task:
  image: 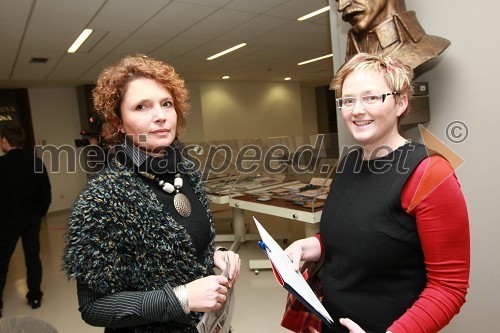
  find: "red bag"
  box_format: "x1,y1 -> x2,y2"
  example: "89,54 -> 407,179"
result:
280,259 -> 325,332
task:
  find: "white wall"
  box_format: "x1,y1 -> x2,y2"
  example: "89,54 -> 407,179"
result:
28,88 -> 88,213
300,82 -> 319,135
331,0 -> 500,331
182,82 -> 205,142
199,80 -> 306,141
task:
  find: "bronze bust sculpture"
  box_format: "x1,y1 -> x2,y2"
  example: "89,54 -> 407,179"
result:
336,0 -> 450,74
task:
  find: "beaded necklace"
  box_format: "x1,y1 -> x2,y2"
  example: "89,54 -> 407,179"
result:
138,171 -> 192,217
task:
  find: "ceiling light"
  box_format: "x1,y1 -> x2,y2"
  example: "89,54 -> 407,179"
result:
297,6 -> 330,21
30,57 -> 48,64
207,43 -> 247,60
222,76 -> 230,79
284,77 -> 292,81
67,29 -> 93,53
298,54 -> 333,66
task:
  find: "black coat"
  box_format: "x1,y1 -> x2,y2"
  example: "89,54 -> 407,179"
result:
0,148 -> 51,223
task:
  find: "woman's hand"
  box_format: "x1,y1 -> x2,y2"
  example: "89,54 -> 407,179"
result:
186,275 -> 229,312
284,240 -> 305,272
339,318 -> 366,333
213,250 -> 241,288
284,237 -> 322,272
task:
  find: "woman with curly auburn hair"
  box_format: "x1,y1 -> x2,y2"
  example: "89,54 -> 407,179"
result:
63,54 -> 241,333
93,54 -> 189,143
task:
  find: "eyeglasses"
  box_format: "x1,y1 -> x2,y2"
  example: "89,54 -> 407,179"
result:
335,92 -> 399,110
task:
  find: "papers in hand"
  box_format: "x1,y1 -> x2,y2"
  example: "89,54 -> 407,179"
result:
253,217 -> 334,327
197,252 -> 235,333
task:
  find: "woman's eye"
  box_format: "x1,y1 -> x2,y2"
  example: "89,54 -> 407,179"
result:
365,95 -> 380,103
163,101 -> 174,108
135,104 -> 146,110
343,98 -> 355,106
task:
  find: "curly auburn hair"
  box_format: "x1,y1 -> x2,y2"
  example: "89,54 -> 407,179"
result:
92,54 -> 189,143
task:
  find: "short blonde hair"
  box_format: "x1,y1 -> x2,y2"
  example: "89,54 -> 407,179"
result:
330,53 -> 414,101
92,54 -> 189,143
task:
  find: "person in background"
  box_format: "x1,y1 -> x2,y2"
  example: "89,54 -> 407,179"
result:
285,53 -> 470,333
0,123 -> 52,318
87,121 -> 114,149
84,122 -> 115,177
63,54 -> 241,333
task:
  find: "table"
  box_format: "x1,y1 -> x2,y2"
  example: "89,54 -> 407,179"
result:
228,193 -> 324,273
208,193 -> 251,251
207,180 -> 299,252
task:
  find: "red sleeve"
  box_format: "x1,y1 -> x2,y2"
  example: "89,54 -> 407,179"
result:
388,156 -> 470,333
314,233 -> 325,255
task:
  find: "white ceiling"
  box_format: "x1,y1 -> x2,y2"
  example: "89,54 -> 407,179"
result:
0,0 -> 333,88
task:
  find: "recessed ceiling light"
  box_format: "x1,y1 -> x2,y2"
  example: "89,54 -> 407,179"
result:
284,77 -> 292,81
68,28 -> 93,53
30,57 -> 48,64
207,43 -> 247,60
222,76 -> 230,79
298,54 -> 333,65
297,6 -> 330,21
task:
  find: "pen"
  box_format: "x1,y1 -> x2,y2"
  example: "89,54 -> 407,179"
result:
258,241 -> 271,253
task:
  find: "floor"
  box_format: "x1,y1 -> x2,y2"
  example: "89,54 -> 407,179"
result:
1,210 -> 292,333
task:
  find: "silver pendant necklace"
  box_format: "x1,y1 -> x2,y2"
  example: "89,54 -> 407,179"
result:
139,171 -> 192,217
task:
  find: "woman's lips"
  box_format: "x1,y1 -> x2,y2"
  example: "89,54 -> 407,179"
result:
150,129 -> 171,137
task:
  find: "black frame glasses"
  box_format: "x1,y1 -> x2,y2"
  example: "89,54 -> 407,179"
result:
336,92 -> 399,110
